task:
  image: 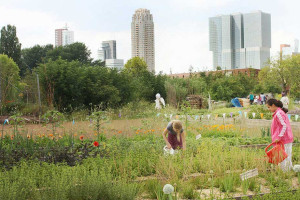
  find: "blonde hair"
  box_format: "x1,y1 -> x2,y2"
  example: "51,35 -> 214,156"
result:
172,120 -> 182,141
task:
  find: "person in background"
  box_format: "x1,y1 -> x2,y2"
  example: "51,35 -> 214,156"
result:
249,93 -> 254,105
260,93 -> 266,105
265,95 -> 269,102
254,94 -> 258,104
162,120 -> 186,150
256,95 -> 261,105
267,99 -> 294,171
280,92 -> 289,110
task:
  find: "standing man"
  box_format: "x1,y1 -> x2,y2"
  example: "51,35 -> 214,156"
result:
260,93 -> 266,105
281,93 -> 289,110
249,93 -> 254,105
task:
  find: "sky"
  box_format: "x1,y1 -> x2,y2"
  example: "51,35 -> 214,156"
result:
0,0 -> 299,74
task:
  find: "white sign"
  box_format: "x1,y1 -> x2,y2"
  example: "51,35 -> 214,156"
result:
240,168 -> 258,181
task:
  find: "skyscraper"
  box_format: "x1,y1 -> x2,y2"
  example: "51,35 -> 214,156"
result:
294,39 -> 299,53
131,8 -> 155,72
209,11 -> 271,70
97,40 -> 116,61
55,25 -> 74,47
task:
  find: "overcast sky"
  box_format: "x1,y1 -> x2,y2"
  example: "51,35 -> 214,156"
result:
0,0 -> 299,74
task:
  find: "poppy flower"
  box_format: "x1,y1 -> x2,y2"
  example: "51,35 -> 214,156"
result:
79,135 -> 84,140
93,141 -> 99,147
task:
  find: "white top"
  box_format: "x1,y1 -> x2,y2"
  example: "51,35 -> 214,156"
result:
280,96 -> 289,109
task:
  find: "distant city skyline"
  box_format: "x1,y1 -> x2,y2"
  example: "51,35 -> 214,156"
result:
0,0 -> 299,74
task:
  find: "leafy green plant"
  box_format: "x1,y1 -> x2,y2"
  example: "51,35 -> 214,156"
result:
219,174 -> 240,193
181,184 -> 198,199
9,113 -> 25,134
89,110 -> 109,141
42,110 -> 64,135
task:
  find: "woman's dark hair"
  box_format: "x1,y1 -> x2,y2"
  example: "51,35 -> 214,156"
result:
267,98 -> 288,113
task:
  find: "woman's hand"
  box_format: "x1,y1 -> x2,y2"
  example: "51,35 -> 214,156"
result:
166,143 -> 172,149
274,139 -> 281,143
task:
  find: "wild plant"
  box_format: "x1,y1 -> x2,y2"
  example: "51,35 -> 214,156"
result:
42,110 -> 64,135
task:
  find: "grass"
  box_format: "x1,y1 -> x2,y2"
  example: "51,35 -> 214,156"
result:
0,104 -> 299,199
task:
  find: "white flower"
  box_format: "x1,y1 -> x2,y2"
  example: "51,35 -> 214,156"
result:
163,184 -> 174,194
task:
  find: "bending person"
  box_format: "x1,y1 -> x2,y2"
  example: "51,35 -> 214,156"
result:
162,120 -> 186,150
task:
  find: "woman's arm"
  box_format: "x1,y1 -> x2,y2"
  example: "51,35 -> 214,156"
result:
162,128 -> 172,149
182,131 -> 186,150
276,112 -> 287,137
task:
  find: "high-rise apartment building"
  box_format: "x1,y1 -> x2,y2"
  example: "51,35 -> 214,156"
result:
131,8 -> 155,72
105,59 -> 124,70
294,39 -> 299,54
55,25 -> 74,47
209,11 -> 271,70
97,40 -> 116,61
280,39 -> 300,58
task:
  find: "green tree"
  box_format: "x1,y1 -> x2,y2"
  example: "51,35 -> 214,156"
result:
20,44 -> 53,76
258,54 -> 300,96
36,58 -> 85,109
0,54 -> 21,106
0,25 -> 22,66
283,54 -> 300,97
123,57 -> 148,76
257,66 -> 281,94
45,42 -> 92,64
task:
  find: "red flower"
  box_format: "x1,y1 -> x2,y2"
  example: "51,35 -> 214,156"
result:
93,141 -> 99,147
79,135 -> 84,140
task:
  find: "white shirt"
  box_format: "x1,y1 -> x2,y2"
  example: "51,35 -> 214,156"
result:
280,96 -> 289,109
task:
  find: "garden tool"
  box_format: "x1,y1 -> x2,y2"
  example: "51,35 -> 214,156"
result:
265,141 -> 288,165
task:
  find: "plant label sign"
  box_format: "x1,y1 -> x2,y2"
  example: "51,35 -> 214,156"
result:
240,168 -> 258,181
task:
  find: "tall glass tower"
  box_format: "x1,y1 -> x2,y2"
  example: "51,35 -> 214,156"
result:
209,11 -> 271,70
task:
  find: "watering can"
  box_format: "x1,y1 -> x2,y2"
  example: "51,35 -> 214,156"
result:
265,141 -> 288,165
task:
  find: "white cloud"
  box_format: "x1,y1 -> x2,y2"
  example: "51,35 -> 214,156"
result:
0,6 -> 66,48
271,30 -> 296,57
156,23 -> 212,74
170,0 -> 236,9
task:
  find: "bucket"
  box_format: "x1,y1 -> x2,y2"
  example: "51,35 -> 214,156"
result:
265,141 -> 288,165
163,146 -> 178,155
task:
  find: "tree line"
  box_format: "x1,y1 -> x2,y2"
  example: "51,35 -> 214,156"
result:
0,24 -> 299,114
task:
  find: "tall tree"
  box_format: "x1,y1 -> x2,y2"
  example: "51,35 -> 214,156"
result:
258,54 -> 300,96
0,25 -> 22,66
45,42 -> 92,64
20,44 -> 53,76
123,57 -> 148,76
0,54 -> 21,106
